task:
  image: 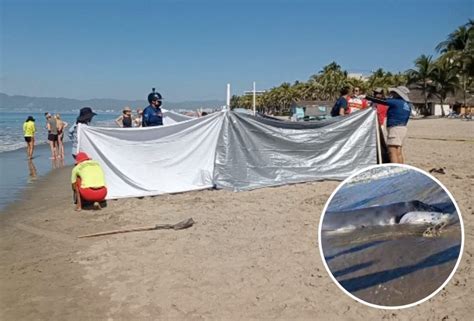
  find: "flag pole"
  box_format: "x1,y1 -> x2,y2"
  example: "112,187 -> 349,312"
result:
253,81 -> 256,115
375,111 -> 382,164
226,83 -> 231,109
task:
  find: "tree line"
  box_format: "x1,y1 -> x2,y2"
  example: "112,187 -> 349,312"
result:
230,20 -> 473,115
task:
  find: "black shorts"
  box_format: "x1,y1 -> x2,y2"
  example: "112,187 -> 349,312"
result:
48,134 -> 58,142
24,136 -> 32,143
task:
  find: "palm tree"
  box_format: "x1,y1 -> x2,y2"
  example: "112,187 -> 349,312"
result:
291,81 -> 310,101
230,95 -> 240,109
239,94 -> 253,109
277,82 -> 296,114
429,58 -> 460,116
366,68 -> 387,90
310,62 -> 348,100
407,54 -> 435,114
436,20 -> 474,108
346,77 -> 366,93
389,73 -> 408,87
436,20 -> 472,53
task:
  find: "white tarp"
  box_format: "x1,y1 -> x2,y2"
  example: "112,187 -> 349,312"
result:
162,109 -> 194,125
78,112 -> 224,199
78,108 -> 378,199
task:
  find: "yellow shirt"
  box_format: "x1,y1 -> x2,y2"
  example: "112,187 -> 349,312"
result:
71,160 -> 106,188
23,121 -> 36,137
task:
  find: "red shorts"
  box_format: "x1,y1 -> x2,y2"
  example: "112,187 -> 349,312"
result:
76,179 -> 107,202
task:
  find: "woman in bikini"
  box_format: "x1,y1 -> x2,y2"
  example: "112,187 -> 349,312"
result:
55,114 -> 68,159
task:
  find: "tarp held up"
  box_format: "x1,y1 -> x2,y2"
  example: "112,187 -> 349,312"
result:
78,108 -> 378,199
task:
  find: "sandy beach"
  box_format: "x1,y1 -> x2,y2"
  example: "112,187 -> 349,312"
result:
0,118 -> 473,320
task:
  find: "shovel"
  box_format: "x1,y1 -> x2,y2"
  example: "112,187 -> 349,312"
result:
78,218 -> 195,238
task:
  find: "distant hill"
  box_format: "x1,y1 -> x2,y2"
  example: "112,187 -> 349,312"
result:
0,93 -> 225,113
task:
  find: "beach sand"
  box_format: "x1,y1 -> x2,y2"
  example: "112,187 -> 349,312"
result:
0,118 -> 473,320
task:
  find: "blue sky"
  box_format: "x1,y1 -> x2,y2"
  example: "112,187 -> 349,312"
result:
1,0 -> 472,102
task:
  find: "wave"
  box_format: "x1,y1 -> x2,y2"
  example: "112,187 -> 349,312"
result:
0,139 -> 70,154
0,119 -> 114,154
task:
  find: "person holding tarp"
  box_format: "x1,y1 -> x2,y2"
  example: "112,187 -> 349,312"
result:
372,88 -> 388,127
68,107 -> 97,159
366,86 -> 412,164
142,88 -> 164,127
330,86 -> 352,117
71,152 -> 107,211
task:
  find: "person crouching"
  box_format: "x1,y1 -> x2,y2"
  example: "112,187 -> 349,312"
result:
71,152 -> 107,211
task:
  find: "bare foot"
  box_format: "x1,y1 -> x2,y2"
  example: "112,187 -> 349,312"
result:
75,207 -> 82,212
93,202 -> 102,210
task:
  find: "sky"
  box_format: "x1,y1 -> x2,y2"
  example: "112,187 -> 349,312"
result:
0,0 -> 472,102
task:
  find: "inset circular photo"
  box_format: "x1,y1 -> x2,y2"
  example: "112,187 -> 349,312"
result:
319,164 -> 464,309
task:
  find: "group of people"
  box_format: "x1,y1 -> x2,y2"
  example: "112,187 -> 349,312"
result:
21,88 -> 166,211
115,88 -> 164,128
331,85 -> 412,164
23,85 -> 412,211
46,112 -> 68,159
22,113 -> 68,160
70,88 -> 165,211
115,107 -> 143,128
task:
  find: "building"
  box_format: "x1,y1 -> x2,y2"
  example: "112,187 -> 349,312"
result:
290,100 -> 333,121
407,87 -> 474,116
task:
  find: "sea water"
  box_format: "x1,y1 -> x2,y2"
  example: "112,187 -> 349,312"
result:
0,112 -> 116,153
0,112 -> 117,210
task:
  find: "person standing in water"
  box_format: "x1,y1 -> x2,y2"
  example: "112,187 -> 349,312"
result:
55,114 -> 68,159
23,116 -> 36,159
45,112 -> 59,159
134,108 -> 143,127
115,106 -> 133,128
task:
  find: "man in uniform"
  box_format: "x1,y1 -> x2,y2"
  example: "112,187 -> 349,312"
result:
142,88 -> 164,127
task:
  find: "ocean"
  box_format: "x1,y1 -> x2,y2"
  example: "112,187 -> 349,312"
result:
0,112 -> 117,210
321,168 -> 462,307
0,112 -> 117,153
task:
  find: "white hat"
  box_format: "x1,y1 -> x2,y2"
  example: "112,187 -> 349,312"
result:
388,86 -> 410,102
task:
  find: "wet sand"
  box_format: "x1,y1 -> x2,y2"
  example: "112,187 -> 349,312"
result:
322,223 -> 462,307
0,118 -> 473,320
0,142 -> 73,210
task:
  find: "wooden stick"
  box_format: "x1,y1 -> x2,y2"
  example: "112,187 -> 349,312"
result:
78,218 -> 195,238
375,112 -> 383,164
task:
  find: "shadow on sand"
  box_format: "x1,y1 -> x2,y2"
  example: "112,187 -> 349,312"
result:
332,261 -> 378,278
324,240 -> 387,262
338,244 -> 460,293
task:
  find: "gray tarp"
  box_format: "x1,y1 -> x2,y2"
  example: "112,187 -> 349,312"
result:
78,108 -> 378,199
214,108 -> 377,191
